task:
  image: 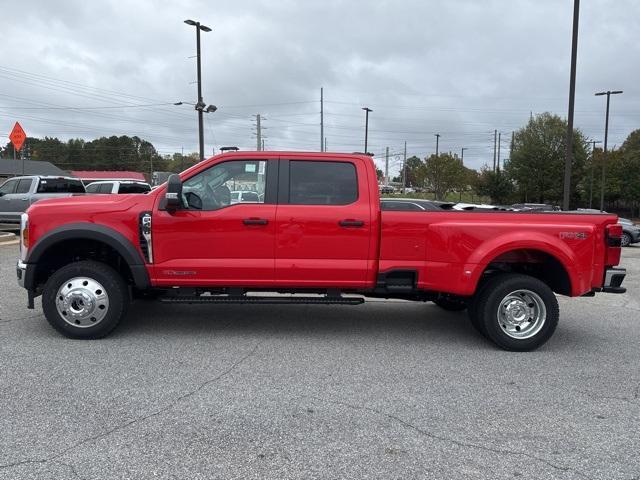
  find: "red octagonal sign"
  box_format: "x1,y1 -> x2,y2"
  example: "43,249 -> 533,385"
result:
9,121 -> 26,151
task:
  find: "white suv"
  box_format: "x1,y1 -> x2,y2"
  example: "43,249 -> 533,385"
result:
85,181 -> 151,194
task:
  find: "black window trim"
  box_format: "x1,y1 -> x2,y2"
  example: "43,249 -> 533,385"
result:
278,158 -> 360,206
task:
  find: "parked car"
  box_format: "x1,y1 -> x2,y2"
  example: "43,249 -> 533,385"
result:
85,181 -> 151,194
381,198 -> 453,211
17,152 -> 626,351
512,203 -> 560,212
230,190 -> 260,204
379,185 -> 395,194
618,218 -> 640,247
575,210 -> 638,247
0,175 -> 85,223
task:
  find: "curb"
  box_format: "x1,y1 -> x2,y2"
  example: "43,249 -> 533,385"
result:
0,233 -> 19,246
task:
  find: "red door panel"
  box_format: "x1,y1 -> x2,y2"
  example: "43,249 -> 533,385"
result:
152,204 -> 276,286
274,158 -> 372,288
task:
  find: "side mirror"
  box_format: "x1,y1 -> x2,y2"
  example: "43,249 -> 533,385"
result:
165,174 -> 183,209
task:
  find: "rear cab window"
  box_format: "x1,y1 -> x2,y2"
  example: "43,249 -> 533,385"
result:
118,183 -> 151,194
37,178 -> 85,193
288,160 -> 358,205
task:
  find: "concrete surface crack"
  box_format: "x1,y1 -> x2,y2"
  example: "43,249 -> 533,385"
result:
56,461 -> 84,480
0,342 -> 261,472
0,459 -> 47,470
0,313 -> 42,324
309,395 -> 594,480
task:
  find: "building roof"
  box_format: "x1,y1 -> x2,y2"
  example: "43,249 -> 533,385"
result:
71,170 -> 146,181
0,159 -> 68,177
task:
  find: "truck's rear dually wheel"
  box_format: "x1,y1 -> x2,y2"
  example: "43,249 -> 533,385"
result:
470,273 -> 559,351
42,260 -> 129,339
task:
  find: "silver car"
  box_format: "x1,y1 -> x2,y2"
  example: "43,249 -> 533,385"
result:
0,175 -> 85,223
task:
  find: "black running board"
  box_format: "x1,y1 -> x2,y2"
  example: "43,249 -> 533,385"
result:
159,295 -> 364,305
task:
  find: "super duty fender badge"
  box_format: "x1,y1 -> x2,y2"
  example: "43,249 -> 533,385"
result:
559,231 -> 589,240
162,270 -> 197,276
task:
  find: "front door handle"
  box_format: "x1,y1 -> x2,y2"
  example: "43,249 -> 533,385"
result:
243,218 -> 269,226
339,219 -> 364,228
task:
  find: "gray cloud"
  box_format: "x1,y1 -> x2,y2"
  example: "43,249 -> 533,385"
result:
1,0 -> 638,173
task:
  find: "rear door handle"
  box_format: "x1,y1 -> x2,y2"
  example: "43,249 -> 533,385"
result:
243,218 -> 269,226
339,219 -> 364,228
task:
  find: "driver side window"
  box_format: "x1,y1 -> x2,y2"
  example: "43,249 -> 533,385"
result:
182,160 -> 266,211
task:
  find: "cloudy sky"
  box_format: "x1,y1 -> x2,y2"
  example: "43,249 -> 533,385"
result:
0,0 -> 638,174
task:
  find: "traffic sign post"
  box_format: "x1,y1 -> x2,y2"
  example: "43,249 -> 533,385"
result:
9,122 -> 26,175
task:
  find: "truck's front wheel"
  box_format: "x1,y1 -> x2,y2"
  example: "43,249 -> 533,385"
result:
42,260 -> 129,339
473,274 -> 559,351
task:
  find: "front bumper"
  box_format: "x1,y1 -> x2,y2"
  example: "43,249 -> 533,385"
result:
16,260 -> 27,288
602,267 -> 626,294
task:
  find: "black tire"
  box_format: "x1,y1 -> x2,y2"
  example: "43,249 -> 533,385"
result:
467,278 -> 492,337
474,273 -> 559,351
621,233 -> 631,247
433,297 -> 467,311
42,260 -> 129,339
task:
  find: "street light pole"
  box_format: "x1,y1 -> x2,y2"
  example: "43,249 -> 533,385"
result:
435,133 -> 440,157
362,107 -> 372,154
595,90 -> 623,212
588,140 -> 601,209
185,19 -> 212,161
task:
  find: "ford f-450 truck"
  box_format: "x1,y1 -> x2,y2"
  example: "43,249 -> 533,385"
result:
16,152 -> 627,351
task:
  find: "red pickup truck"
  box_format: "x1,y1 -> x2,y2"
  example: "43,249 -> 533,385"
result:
16,151 -> 626,351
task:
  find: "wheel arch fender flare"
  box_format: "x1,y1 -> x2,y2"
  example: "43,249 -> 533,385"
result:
462,232 -> 579,296
25,222 -> 149,289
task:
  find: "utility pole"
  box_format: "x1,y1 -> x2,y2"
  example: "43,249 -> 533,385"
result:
385,147 -> 389,186
184,19 -> 212,162
493,129 -> 497,171
434,133 -> 440,157
362,107 -> 372,154
497,132 -> 501,170
262,139 -> 265,151
325,137 -> 327,152
255,114 -> 262,151
588,140 -> 602,209
510,131 -> 514,161
320,87 -> 324,152
595,90 -> 623,211
402,141 -> 407,193
181,146 -> 184,171
563,0 -> 580,211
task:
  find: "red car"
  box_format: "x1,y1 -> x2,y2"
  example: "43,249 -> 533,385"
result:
16,151 -> 626,351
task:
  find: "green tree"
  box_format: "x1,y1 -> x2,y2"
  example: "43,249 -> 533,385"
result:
475,166 -> 514,204
506,112 -> 588,206
403,155 -> 427,188
424,153 -> 466,200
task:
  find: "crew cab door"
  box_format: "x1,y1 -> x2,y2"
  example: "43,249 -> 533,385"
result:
151,158 -> 278,286
274,158 -> 372,288
0,178 -> 32,222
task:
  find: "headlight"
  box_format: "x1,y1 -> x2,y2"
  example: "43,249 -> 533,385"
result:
20,213 -> 29,261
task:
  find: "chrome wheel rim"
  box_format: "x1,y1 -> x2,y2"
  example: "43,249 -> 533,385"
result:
497,289 -> 546,339
55,277 -> 109,328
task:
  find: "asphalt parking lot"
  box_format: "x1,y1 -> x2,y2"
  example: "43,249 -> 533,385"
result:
0,244 -> 638,480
